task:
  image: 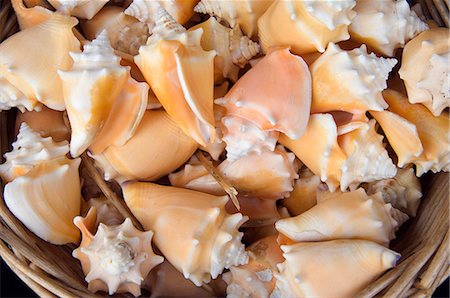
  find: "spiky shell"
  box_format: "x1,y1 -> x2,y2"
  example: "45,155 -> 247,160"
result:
11,0 -> 53,30
73,210 -> 164,296
122,182 -> 249,286
81,6 -> 150,56
310,43 -> 397,114
216,47 -> 312,140
223,235 -> 284,298
0,14 -> 81,110
276,188 -> 408,246
282,168 -> 321,216
0,75 -> 41,112
135,7 -> 216,146
194,0 -> 273,38
349,0 -> 428,56
339,119 -> 397,191
199,104 -> 227,161
383,89 -> 450,176
371,110 -> 423,168
258,0 -> 356,54
189,17 -> 260,83
366,168 -> 422,217
399,28 -> 450,116
48,0 -> 109,19
14,107 -> 69,142
90,109 -> 198,182
58,31 -> 129,157
279,113 -> 347,192
1,125 -> 81,244
273,240 -> 400,298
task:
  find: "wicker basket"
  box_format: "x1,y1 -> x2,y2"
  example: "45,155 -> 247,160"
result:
0,0 -> 449,297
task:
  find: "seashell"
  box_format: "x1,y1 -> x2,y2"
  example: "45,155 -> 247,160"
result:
89,76 -> 149,155
276,188 -> 408,246
0,75 -> 41,112
279,113 -> 347,192
282,167 -> 321,216
86,197 -> 124,227
258,0 -> 356,54
144,261 -> 215,298
80,6 -> 150,56
11,0 -> 53,30
91,109 -> 198,182
216,47 -> 312,140
225,196 -> 279,227
331,110 -> 369,135
310,43 -> 397,114
221,115 -> 279,161
349,0 -> 428,57
273,240 -> 400,298
125,0 -> 198,26
399,28 -> 450,116
1,124 -> 81,244
73,209 -> 164,296
58,31 -> 129,157
23,0 -> 54,9
366,168 -> 422,217
122,181 -> 249,286
370,110 -> 423,168
135,7 -> 216,146
194,0 -> 273,38
48,0 -> 108,19
242,207 -> 291,245
338,119 -> 397,191
14,106 -> 69,142
223,235 -> 284,298
189,17 -> 260,83
383,89 -> 450,176
199,102 -> 226,161
0,14 -> 81,111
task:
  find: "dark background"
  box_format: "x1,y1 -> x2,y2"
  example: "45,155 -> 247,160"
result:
0,259 -> 448,297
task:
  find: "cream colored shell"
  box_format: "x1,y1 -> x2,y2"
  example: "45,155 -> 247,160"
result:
258,0 -> 356,54
0,14 -> 81,111
123,182 -> 249,286
11,0 -> 53,30
0,75 -> 41,112
273,240 -> 400,298
48,0 -> 109,19
349,0 -> 428,56
311,43 -> 397,114
399,28 -> 450,116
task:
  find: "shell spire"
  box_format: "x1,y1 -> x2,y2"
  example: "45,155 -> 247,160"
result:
125,0 -> 161,24
194,0 -> 222,17
150,6 -> 186,39
229,26 -> 260,68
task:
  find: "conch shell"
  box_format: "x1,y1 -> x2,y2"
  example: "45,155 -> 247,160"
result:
370,110 -> 423,168
14,106 -> 69,142
91,109 -> 198,182
0,124 -> 81,245
258,0 -> 356,54
58,31 -> 130,157
276,188 -> 408,246
189,17 -> 260,83
223,235 -> 284,298
399,28 -> 450,116
135,7 -> 216,146
366,168 -> 422,217
0,14 -> 81,110
279,113 -> 346,192
349,0 -> 428,56
123,182 -> 248,286
282,167 -> 322,216
194,0 -> 273,38
273,240 -> 400,298
11,0 -> 53,30
48,0 -> 108,19
310,43 -> 397,114
216,47 -> 312,140
0,75 -> 41,112
73,209 -> 164,296
125,0 -> 198,26
339,119 -> 397,191
383,89 -> 450,176
81,6 -> 150,56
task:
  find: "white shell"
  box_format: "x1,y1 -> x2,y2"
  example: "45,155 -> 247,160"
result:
0,75 -> 41,112
349,0 -> 428,56
48,0 -> 109,19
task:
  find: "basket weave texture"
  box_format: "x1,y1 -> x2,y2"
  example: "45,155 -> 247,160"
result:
0,0 -> 449,297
